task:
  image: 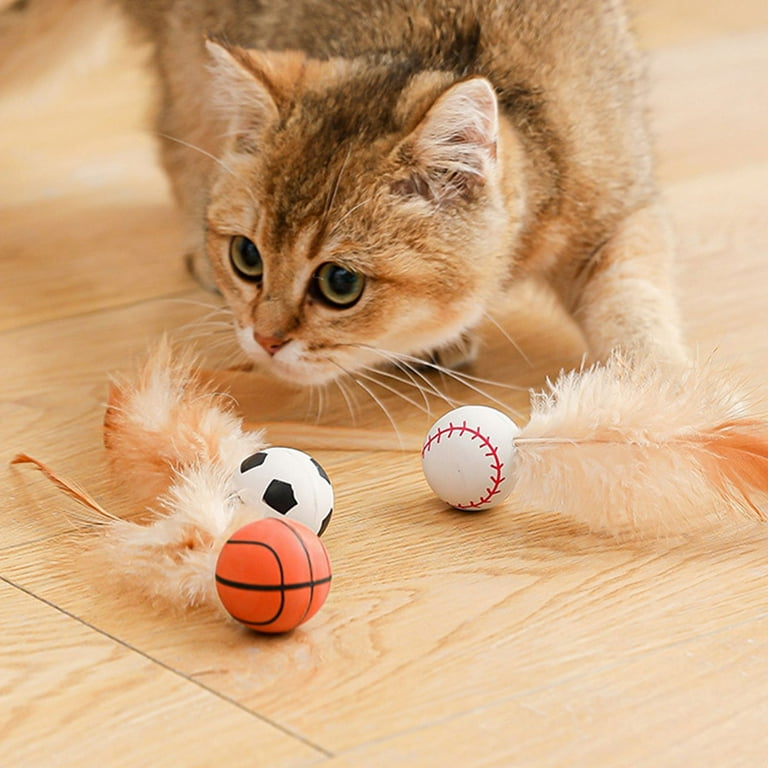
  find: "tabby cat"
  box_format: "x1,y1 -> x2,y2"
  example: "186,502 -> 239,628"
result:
7,0 -> 688,384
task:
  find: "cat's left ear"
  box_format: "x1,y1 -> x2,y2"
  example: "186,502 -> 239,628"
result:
398,77 -> 499,203
205,40 -> 283,152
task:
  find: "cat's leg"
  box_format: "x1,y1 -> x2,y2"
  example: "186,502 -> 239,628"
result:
157,133 -> 218,290
556,204 -> 688,366
154,83 -> 220,291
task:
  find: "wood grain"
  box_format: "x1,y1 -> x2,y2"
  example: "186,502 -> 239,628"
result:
0,581 -> 325,767
2,2 -> 768,766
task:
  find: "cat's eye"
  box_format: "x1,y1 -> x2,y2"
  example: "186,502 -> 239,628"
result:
229,236 -> 263,282
311,263 -> 365,308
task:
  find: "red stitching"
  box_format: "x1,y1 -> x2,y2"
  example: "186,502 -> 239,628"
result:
422,420 -> 506,508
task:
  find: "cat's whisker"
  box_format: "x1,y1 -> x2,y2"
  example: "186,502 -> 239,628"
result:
371,349 -> 461,410
371,356 -> 454,413
315,384 -> 327,423
332,196 -> 374,232
209,341 -> 252,373
163,296 -> 228,311
173,315 -> 237,344
482,310 -> 532,367
157,133 -> 236,177
393,349 -> 527,394
170,300 -> 236,334
333,363 -> 405,446
367,360 -> 434,414
323,145 -> 353,225
355,365 -> 432,415
156,133 -> 258,208
352,344 -> 524,418
333,375 -> 360,425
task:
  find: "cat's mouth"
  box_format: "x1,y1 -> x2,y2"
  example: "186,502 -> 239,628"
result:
236,326 -> 345,385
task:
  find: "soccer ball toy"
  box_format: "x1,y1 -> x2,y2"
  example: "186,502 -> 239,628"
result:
231,447 -> 334,535
421,405 -> 520,510
215,518 -> 332,634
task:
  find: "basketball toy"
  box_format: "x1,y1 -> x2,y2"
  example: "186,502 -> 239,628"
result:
422,405 -> 520,510
231,447 -> 334,535
215,517 -> 332,634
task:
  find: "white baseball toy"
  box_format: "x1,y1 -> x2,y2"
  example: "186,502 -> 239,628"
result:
421,405 -> 520,510
231,447 -> 334,535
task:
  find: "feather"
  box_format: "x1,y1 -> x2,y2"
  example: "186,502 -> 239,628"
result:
97,338 -> 267,609
10,453 -> 118,523
104,337 -> 264,505
512,354 -> 768,535
99,463 -> 260,610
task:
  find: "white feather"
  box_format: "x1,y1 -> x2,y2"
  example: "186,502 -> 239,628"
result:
513,354 -> 768,535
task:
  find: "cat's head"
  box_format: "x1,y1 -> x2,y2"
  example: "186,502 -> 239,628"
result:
205,42 -> 522,385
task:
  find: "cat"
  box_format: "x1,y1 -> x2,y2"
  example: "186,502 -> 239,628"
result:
4,0 -> 688,386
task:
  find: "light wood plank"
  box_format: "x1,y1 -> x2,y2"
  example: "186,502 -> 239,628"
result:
632,0 -> 768,48
322,619 -> 768,767
670,162 -> 768,362
0,580 -> 325,767
0,198 -> 190,331
650,32 -> 768,184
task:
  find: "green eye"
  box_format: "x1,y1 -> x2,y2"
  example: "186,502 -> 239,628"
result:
229,236 -> 263,281
312,263 -> 365,308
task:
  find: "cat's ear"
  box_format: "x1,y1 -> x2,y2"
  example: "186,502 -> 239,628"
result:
396,77 -> 499,203
205,40 -> 283,152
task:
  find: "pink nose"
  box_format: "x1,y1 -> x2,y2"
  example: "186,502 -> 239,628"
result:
254,333 -> 288,356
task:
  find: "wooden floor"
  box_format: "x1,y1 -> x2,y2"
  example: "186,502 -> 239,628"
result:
2,2 -> 768,765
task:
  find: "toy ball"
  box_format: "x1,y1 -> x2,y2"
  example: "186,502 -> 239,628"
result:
421,405 -> 520,510
215,518 -> 332,634
231,447 -> 334,535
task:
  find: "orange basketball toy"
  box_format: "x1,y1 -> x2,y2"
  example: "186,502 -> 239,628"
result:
215,518 -> 332,634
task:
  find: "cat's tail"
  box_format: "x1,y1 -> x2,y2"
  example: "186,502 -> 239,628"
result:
0,0 -> 121,90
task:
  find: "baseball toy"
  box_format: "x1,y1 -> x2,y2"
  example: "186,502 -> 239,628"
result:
422,405 -> 521,510
231,447 -> 334,535
215,518 -> 332,634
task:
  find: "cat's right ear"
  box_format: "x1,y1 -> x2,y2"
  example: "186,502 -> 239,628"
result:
394,76 -> 499,205
205,39 -> 280,153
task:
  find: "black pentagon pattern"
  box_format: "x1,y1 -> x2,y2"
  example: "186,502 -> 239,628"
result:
310,457 -> 331,484
317,508 -> 333,537
240,451 -> 268,473
262,479 -> 298,514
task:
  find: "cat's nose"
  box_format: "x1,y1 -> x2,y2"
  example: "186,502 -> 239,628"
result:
254,333 -> 288,356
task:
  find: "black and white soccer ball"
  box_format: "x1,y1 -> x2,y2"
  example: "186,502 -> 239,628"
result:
231,447 -> 334,535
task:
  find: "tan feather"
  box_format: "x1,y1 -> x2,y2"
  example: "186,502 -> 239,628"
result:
512,355 -> 768,535
93,339 -> 267,607
104,337 -> 265,505
10,453 -> 117,522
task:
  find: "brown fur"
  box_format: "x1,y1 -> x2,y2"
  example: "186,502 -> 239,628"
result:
4,0 -> 688,383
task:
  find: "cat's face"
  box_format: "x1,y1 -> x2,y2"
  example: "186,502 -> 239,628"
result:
205,45 -> 520,385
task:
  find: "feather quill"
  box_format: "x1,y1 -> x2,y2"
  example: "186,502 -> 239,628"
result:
512,354 -> 768,535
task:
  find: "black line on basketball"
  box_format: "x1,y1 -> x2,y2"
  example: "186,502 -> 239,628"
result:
219,538 -> 286,625
215,575 -> 332,591
275,518 -> 316,626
